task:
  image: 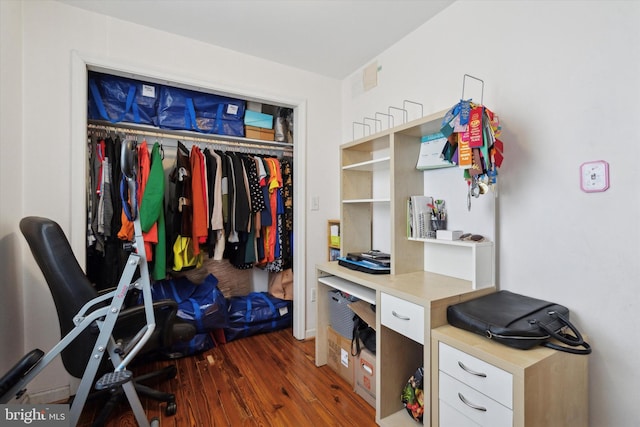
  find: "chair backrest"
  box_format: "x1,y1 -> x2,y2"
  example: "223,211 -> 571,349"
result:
19,217 -> 100,378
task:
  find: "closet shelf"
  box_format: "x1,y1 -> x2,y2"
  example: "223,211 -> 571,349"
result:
88,120 -> 293,153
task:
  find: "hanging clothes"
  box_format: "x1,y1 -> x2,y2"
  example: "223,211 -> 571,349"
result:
86,125 -> 294,282
280,157 -> 294,270
86,134 -> 128,290
266,157 -> 283,265
190,145 -> 208,255
140,142 -> 167,280
137,141 -> 158,260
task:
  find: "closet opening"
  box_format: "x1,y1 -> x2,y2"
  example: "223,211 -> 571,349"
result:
69,52 -> 307,340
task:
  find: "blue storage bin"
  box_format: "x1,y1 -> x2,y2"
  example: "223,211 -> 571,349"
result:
88,71 -> 159,125
157,86 -> 246,136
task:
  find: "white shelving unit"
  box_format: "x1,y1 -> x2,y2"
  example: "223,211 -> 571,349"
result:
409,238 -> 494,289
340,109 -> 496,279
318,107 -> 498,426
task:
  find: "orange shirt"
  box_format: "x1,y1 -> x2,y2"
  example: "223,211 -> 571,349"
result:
190,146 -> 208,255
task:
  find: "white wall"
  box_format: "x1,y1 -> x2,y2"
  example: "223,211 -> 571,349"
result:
341,1 -> 639,425
0,0 -> 25,378
0,0 -> 340,397
4,0 -> 638,424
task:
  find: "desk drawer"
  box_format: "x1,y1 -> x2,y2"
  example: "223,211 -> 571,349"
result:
439,342 -> 512,409
381,293 -> 424,344
439,372 -> 512,427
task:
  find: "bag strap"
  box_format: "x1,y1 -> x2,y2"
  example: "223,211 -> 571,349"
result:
351,316 -> 363,357
537,311 -> 592,355
185,98 -> 225,134
543,340 -> 591,355
215,103 -> 224,133
185,98 -> 198,132
89,79 -> 138,123
168,280 -> 184,304
188,298 -> 204,332
245,293 -> 278,329
186,98 -> 214,134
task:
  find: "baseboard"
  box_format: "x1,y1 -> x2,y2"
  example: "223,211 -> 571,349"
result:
305,327 -> 316,340
26,386 -> 71,404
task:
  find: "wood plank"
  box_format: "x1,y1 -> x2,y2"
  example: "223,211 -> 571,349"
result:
78,328 -> 375,426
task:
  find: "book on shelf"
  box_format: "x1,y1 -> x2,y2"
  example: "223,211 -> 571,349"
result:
408,195 -> 433,239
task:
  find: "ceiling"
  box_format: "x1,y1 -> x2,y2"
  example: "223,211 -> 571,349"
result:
57,0 -> 455,79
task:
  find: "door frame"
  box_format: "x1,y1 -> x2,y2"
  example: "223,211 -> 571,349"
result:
69,51 -> 307,339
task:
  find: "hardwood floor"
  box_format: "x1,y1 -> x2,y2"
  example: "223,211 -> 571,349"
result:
78,328 -> 377,426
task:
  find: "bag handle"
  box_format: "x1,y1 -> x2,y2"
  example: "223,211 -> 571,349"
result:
89,79 -> 139,123
351,319 -> 362,357
537,311 -> 592,355
185,98 -> 225,134
168,280 -> 184,304
351,315 -> 367,357
189,298 -> 204,332
245,293 -> 277,330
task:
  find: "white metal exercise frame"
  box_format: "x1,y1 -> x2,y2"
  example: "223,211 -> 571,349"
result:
1,143 -> 159,427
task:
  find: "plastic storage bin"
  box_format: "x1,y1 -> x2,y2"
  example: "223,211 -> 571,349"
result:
328,290 -> 358,338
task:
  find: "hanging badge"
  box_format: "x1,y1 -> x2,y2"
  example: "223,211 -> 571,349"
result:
493,139 -> 504,168
457,132 -> 472,169
469,148 -> 484,176
459,99 -> 472,125
468,106 -> 484,148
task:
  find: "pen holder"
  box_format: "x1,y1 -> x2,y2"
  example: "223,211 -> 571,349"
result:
431,219 -> 447,231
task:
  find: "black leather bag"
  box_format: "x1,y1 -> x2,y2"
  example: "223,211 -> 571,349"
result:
447,291 -> 591,355
351,315 -> 376,356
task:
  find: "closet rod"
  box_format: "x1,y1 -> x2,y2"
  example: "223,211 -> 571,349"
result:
87,120 -> 293,154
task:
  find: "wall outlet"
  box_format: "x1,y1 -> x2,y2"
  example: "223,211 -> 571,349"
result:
311,196 -> 320,211
311,288 -> 317,302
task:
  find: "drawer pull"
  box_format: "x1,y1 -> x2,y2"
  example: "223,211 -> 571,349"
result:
458,392 -> 487,412
458,361 -> 487,378
391,310 -> 410,321
361,363 -> 373,375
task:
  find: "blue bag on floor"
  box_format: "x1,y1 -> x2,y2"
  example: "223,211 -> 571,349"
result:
147,274 -> 228,333
88,71 -> 159,125
224,292 -> 292,342
168,332 -> 215,358
157,85 -> 245,136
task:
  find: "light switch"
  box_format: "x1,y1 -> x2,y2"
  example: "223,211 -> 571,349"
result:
580,160 -> 609,192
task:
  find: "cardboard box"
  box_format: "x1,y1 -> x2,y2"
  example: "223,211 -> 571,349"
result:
326,326 -> 354,386
354,348 -> 376,407
245,125 -> 275,141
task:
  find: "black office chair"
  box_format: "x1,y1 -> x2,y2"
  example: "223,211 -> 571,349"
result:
0,217 -> 195,426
